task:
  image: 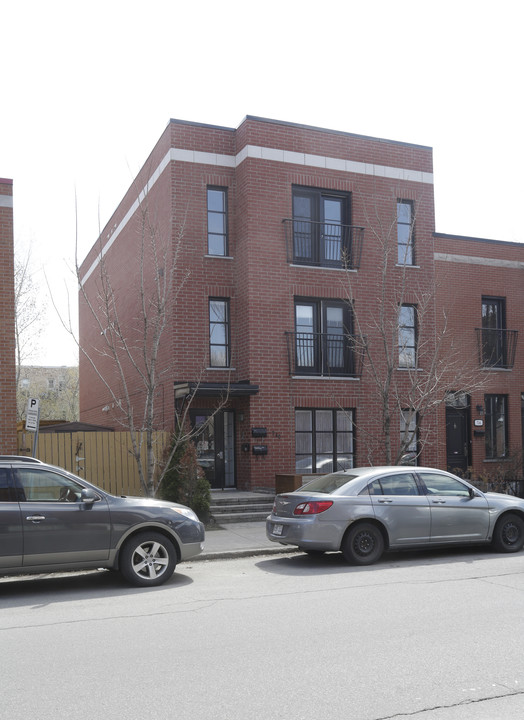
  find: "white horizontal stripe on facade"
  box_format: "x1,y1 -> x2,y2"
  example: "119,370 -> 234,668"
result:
177,144 -> 433,184
434,252 -> 524,270
0,195 -> 13,208
81,145 -> 433,284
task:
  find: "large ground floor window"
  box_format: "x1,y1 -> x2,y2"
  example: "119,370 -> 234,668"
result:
295,408 -> 354,474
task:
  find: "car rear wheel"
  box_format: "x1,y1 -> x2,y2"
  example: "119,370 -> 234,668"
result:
492,513 -> 524,553
342,522 -> 384,565
119,532 -> 177,586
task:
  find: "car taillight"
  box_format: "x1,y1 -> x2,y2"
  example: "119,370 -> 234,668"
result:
293,501 -> 333,515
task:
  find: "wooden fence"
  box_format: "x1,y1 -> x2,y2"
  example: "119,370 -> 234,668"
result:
17,430 -> 170,496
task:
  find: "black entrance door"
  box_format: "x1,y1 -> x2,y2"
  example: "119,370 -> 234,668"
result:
446,406 -> 469,473
191,410 -> 235,489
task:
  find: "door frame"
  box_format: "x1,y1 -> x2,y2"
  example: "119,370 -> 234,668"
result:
190,409 -> 236,490
445,393 -> 471,473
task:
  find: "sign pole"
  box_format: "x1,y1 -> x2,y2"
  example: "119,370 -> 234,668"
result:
25,398 -> 41,458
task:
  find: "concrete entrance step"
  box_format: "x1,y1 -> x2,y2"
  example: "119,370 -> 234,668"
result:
210,491 -> 274,524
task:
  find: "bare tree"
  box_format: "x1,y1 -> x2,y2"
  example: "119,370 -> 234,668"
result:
14,249 -> 45,419
342,194 -> 486,465
73,194 -> 227,497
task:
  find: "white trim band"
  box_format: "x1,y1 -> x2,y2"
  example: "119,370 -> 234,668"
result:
81,145 -> 433,284
434,252 -> 524,270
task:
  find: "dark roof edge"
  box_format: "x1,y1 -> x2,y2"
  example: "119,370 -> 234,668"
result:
434,231 -> 524,248
169,118 -> 235,132
243,115 -> 432,151
169,116 -> 432,151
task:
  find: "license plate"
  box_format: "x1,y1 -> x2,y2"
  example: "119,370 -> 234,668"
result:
273,523 -> 283,536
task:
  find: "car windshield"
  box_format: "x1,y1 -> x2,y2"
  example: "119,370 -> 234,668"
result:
298,472 -> 358,494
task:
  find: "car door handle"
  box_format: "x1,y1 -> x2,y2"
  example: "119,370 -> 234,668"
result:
26,515 -> 46,523
377,499 -> 393,504
431,500 -> 446,505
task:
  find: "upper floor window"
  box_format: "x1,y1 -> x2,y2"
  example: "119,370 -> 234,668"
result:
481,297 -> 505,367
286,187 -> 362,269
398,304 -> 417,368
209,298 -> 230,367
485,394 -> 508,459
476,297 -> 517,369
293,298 -> 355,376
397,200 -> 414,265
207,187 -> 228,256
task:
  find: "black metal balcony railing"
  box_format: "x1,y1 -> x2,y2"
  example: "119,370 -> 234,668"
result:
282,219 -> 364,269
475,328 -> 518,369
285,331 -> 365,377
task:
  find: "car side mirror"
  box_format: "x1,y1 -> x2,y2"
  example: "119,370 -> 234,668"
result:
468,487 -> 476,499
81,488 -> 98,505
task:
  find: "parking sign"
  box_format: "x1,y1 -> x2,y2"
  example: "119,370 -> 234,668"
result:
25,397 -> 40,432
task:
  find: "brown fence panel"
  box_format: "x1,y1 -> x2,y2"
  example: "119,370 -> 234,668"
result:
16,430 -> 170,496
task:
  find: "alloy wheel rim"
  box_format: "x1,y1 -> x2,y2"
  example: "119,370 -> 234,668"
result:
132,541 -> 169,579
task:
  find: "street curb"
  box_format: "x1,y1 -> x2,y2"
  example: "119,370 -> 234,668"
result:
191,547 -> 299,562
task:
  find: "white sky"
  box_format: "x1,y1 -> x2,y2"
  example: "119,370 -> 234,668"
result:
2,0 -> 523,365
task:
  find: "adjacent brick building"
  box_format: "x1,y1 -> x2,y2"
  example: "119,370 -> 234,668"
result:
78,117 -> 524,491
0,178 -> 16,454
434,233 -> 524,481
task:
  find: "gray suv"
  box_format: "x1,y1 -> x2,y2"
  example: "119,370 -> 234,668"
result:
0,456 -> 205,586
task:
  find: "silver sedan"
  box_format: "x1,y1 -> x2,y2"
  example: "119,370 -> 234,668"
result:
266,466 -> 524,564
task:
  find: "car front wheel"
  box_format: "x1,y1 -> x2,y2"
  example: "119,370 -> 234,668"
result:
119,532 -> 177,586
342,522 -> 384,565
492,513 -> 524,553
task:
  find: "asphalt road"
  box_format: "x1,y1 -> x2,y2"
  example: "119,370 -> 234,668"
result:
1,547 -> 524,720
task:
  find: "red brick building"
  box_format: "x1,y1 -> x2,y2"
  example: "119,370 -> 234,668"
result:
0,178 -> 16,454
434,233 -> 524,481
78,117 -> 523,490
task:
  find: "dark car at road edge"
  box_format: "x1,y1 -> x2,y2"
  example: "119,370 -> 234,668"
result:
0,456 -> 205,586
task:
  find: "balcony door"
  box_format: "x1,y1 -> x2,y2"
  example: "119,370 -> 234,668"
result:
295,299 -> 351,376
481,297 -> 505,367
293,188 -> 350,266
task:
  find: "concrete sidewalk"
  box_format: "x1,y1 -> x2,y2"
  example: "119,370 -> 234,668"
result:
194,520 -> 297,561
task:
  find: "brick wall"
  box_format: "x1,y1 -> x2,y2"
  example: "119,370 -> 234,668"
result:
78,117 -> 479,490
0,178 -> 16,453
435,233 -> 524,477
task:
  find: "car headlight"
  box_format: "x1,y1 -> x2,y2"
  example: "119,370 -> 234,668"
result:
171,507 -> 200,522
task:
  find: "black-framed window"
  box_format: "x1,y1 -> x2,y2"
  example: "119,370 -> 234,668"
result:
294,298 -> 353,376
485,394 -> 508,459
398,304 -> 417,368
209,298 -> 230,367
481,296 -> 505,367
207,187 -> 228,256
292,186 -> 352,267
295,408 -> 354,474
397,200 -> 414,265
